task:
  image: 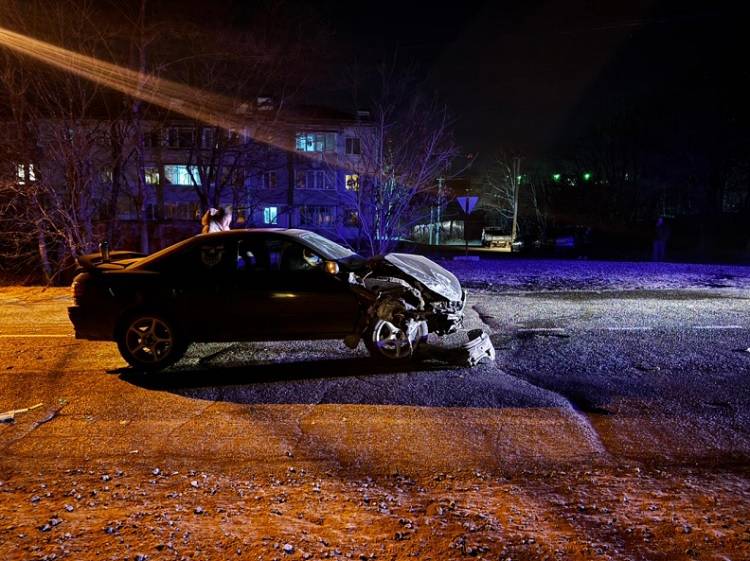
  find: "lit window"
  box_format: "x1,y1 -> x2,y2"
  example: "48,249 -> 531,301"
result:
164,165 -> 201,186
144,167 -> 160,185
295,132 -> 336,153
344,209 -> 359,226
16,163 -> 36,184
345,137 -> 361,155
263,206 -> 279,225
345,174 -> 359,191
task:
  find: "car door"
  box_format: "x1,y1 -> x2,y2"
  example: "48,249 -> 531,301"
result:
266,239 -> 359,338
220,235 -> 285,339
221,234 -> 361,339
154,237 -> 237,341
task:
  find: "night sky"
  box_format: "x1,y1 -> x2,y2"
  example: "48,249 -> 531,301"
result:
302,0 -> 747,162
65,0 -> 750,162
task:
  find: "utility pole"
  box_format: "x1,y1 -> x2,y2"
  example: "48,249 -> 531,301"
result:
435,176 -> 445,245
510,156 -> 521,243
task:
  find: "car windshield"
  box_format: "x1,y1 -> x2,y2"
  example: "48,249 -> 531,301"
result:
296,231 -> 359,261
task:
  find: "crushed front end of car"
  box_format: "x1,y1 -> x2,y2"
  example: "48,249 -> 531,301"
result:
345,253 -> 492,365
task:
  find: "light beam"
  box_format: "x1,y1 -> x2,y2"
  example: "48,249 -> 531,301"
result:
0,26 -> 283,149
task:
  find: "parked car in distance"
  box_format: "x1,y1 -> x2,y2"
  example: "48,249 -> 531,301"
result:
533,226 -> 592,255
481,227 -> 513,251
68,229 -> 466,371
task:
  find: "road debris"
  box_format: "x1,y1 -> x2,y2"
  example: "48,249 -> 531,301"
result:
0,402 -> 43,423
416,329 -> 495,366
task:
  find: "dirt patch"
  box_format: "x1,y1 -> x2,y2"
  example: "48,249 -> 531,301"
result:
1,463 -> 748,561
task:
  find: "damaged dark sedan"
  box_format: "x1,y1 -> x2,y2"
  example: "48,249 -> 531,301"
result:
68,229 -> 468,371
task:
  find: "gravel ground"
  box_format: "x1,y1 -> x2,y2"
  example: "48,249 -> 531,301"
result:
439,258 -> 750,292
2,464 -> 749,561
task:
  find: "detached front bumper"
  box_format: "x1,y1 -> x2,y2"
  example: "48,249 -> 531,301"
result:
68,306 -> 116,341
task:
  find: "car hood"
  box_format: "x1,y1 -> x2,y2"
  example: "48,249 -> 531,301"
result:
382,253 -> 463,302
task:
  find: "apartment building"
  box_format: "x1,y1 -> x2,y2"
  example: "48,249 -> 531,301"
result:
122,104 -> 367,243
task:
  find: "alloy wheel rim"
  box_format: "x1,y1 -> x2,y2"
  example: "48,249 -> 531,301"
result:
373,320 -> 411,359
125,317 -> 173,363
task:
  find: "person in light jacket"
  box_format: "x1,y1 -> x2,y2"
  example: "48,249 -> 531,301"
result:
200,206 -> 232,234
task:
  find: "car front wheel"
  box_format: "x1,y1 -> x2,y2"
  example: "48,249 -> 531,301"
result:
363,319 -> 415,360
116,312 -> 187,372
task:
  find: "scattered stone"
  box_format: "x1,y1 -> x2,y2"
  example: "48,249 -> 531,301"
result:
64,504 -> 74,512
49,517 -> 62,527
30,495 -> 41,503
190,480 -> 199,489
152,468 -> 161,476
194,506 -> 204,515
283,543 -> 294,554
101,474 -> 111,482
38,523 -> 52,532
135,554 -> 149,561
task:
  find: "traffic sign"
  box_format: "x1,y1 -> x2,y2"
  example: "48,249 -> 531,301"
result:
456,196 -> 478,214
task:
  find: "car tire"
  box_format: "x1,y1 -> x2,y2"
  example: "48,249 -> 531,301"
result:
363,319 -> 414,360
116,311 -> 187,372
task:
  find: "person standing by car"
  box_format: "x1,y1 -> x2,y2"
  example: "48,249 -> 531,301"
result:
653,216 -> 670,261
200,206 -> 232,233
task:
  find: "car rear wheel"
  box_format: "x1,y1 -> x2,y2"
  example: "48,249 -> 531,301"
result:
116,312 -> 187,372
364,319 -> 414,360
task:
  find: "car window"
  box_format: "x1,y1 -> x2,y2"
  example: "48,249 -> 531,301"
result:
264,239 -> 322,272
236,239 -> 268,272
152,239 -> 235,276
296,231 -> 355,260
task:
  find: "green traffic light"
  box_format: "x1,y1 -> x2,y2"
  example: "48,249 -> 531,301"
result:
583,172 -> 592,181
552,173 -> 561,182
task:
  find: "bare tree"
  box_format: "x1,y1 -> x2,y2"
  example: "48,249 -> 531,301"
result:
0,0 -> 111,282
335,61 -> 460,256
479,149 -> 521,235
480,150 -> 552,241
151,9 -> 328,231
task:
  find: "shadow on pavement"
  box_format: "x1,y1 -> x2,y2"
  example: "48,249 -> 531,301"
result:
117,356 -> 443,389
114,355 -> 530,408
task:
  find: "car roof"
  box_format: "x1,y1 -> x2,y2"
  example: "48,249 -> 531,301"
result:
130,228 -> 334,269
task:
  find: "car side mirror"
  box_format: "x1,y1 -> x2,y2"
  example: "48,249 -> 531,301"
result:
324,261 -> 339,275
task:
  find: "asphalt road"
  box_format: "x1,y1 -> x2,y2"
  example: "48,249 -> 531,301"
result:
1,286 -> 749,476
